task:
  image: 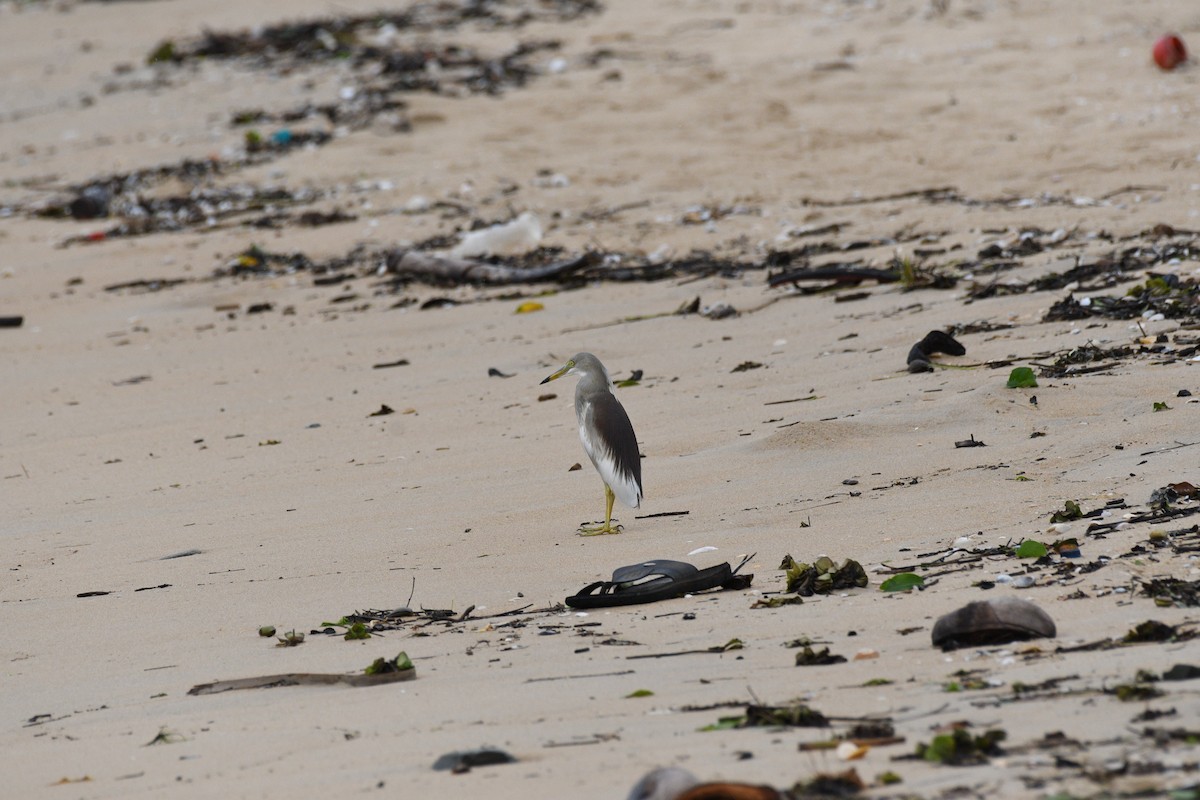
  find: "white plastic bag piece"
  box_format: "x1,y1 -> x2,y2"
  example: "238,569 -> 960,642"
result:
450,212 -> 542,258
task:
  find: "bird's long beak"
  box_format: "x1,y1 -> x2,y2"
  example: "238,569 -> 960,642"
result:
540,360 -> 573,384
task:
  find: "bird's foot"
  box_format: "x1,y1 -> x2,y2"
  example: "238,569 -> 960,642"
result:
577,522 -> 623,536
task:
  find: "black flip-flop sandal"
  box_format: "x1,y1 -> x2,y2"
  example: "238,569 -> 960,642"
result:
565,554 -> 754,608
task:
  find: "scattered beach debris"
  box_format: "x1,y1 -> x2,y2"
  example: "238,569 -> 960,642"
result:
1139,577 -> 1200,608
615,369 -> 643,388
731,360 -> 763,373
144,728 -> 185,746
913,724 -> 1006,765
767,264 -> 899,291
1109,678 -> 1165,703
1034,343 -> 1138,379
1162,664 -> 1200,681
451,212 -> 542,258
1124,620 -> 1186,644
781,555 -> 868,596
627,638 -> 744,660
1049,500 -> 1084,523
432,747 -> 518,774
385,249 -> 596,285
906,329 -> 965,373
790,768 -> 865,798
372,358 -> 410,369
1056,619 -> 1198,653
794,646 -> 847,666
700,301 -> 738,319
343,622 -> 372,640
701,702 -> 830,731
751,595 -> 806,608
275,629 -> 305,647
189,652 -> 414,695
931,598 -> 1056,651
797,724 -> 903,752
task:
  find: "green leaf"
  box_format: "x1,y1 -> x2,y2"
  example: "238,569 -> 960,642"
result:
1006,367 -> 1037,388
880,573 -> 925,592
1153,401 -> 1171,412
625,689 -> 654,698
1015,540 -> 1048,558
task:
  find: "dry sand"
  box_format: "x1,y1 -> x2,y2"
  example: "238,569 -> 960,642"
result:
3,0 -> 1200,797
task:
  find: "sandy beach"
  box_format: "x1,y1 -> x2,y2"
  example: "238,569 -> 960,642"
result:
3,1 -> 1200,797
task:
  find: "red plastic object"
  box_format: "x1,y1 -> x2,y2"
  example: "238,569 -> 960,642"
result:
1153,34 -> 1187,70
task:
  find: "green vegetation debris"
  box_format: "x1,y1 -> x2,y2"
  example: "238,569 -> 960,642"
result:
145,727 -> 184,746
1006,367 -> 1037,388
344,622 -> 371,640
880,573 -> 925,592
916,728 -> 1006,765
147,40 -> 177,64
781,554 -> 868,596
1015,540 -> 1048,558
365,652 -> 413,675
1050,500 -> 1083,523
751,595 -> 804,608
795,646 -> 847,666
700,702 -> 830,732
276,629 -> 305,647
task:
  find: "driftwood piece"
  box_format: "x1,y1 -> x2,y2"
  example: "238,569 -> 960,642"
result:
767,265 -> 898,288
385,250 -> 596,284
188,668 -> 415,695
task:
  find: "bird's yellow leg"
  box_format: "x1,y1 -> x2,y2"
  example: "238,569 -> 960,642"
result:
579,485 -> 622,535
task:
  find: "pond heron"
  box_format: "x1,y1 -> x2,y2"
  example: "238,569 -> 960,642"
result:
541,353 -> 643,535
